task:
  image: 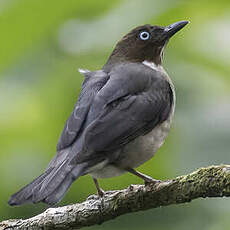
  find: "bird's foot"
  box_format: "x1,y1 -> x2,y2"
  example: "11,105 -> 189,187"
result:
97,188 -> 105,198
125,168 -> 161,186
144,176 -> 161,186
92,177 -> 105,198
97,189 -> 105,210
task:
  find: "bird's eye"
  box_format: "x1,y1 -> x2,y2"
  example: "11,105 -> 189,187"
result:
139,31 -> 150,40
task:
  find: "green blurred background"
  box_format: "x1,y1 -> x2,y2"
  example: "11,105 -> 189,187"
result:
0,0 -> 230,229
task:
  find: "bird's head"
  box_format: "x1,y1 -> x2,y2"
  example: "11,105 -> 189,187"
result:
104,21 -> 189,70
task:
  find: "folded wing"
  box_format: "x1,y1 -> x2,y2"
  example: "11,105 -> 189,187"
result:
74,63 -> 173,164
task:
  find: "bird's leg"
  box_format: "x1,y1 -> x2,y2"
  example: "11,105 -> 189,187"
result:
126,168 -> 161,185
92,177 -> 105,210
92,177 -> 105,197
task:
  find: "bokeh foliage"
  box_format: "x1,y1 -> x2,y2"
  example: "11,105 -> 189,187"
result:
0,0 -> 230,229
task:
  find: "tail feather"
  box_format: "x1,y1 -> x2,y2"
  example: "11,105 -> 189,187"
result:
8,168 -> 52,206
32,161 -> 85,204
43,166 -> 83,205
8,150 -> 86,206
32,160 -> 72,203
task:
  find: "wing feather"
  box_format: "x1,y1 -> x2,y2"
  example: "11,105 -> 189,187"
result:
56,70 -> 109,151
72,63 -> 173,163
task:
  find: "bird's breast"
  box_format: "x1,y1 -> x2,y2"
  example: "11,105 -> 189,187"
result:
117,111 -> 174,169
89,113 -> 174,179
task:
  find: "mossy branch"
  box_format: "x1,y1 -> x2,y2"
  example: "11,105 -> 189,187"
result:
1,165 -> 230,230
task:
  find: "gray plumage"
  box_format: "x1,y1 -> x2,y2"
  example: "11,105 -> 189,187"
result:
9,62 -> 173,206
8,21 -> 188,206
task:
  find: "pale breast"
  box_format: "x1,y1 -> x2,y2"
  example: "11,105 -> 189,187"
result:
116,111 -> 174,169
90,114 -> 174,179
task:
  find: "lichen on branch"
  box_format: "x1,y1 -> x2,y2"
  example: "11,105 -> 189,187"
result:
1,165 -> 230,230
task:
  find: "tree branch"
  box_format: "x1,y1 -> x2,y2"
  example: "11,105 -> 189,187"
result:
1,165 -> 230,230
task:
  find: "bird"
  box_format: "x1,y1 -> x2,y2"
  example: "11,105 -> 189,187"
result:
8,20 -> 189,206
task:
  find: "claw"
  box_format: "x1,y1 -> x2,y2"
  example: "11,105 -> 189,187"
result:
97,188 -> 105,197
144,178 -> 161,186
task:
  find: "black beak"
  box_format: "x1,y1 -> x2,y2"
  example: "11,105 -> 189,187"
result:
164,20 -> 189,38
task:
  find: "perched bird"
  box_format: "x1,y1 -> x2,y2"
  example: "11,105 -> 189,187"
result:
9,20 -> 188,206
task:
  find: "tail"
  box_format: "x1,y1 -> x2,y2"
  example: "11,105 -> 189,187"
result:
8,150 -> 85,206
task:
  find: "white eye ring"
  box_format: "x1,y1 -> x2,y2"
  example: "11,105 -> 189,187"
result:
139,31 -> 150,40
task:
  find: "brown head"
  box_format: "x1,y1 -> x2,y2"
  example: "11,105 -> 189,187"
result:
103,21 -> 189,71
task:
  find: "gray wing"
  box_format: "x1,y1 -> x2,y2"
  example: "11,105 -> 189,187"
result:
56,70 -> 109,151
73,63 -> 173,163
